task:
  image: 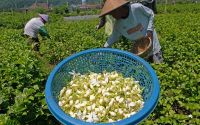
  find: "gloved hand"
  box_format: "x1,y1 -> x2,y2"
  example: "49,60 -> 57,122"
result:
96,17 -> 106,30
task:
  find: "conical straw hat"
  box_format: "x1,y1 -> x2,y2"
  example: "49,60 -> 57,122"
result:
99,0 -> 130,17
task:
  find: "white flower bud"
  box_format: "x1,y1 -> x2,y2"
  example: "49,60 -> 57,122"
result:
69,100 -> 73,105
109,98 -> 114,106
58,101 -> 63,106
129,102 -> 136,107
84,89 -> 90,97
60,87 -> 66,96
75,104 -> 81,109
75,100 -> 79,104
108,119 -> 114,122
95,108 -> 100,112
84,84 -> 88,89
99,106 -> 104,111
118,98 -> 124,103
90,95 -> 95,101
131,111 -> 136,115
97,88 -> 102,93
116,96 -> 120,101
109,111 -> 116,116
87,106 -> 92,111
118,108 -> 123,114
91,104 -> 96,110
65,89 -> 72,96
99,98 -> 103,104
135,81 -> 139,84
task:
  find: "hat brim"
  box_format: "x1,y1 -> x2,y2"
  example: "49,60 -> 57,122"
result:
39,14 -> 48,22
99,1 -> 129,17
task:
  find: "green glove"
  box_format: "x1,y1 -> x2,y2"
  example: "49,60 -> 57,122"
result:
39,26 -> 50,38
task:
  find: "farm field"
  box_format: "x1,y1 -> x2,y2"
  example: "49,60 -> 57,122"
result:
0,4 -> 200,125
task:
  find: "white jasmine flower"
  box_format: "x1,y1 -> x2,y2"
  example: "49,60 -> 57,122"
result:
58,101 -> 63,107
91,104 -> 96,110
83,109 -> 87,116
84,89 -> 91,97
69,100 -> 73,105
69,70 -> 76,76
90,78 -> 99,86
118,97 -> 124,103
60,87 -> 66,96
97,88 -> 102,93
90,95 -> 95,101
99,106 -> 104,111
129,102 -> 136,107
104,97 -> 109,103
116,96 -> 120,101
135,81 -> 139,84
90,84 -> 94,89
104,75 -> 109,83
124,114 -> 131,118
125,86 -> 130,91
104,92 -> 110,96
65,89 -> 72,96
69,96 -> 72,100
137,100 -> 144,106
118,108 -> 123,114
77,111 -> 82,119
77,90 -> 82,94
109,111 -> 116,116
99,98 -> 103,104
75,104 -> 81,109
109,98 -> 115,106
80,101 -> 87,107
71,84 -> 78,87
86,112 -> 99,123
95,108 -> 100,112
108,119 -> 114,122
131,112 -> 136,115
87,106 -> 92,111
84,84 -> 88,89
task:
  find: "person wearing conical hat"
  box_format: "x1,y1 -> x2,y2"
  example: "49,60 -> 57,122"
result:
24,14 -> 50,51
96,0 -> 157,31
100,0 -> 163,63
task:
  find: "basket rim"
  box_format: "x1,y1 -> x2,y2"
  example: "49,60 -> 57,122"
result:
135,37 -> 152,56
45,48 -> 160,125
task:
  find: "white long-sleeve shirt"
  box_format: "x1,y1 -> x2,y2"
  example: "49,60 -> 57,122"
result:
104,3 -> 161,55
24,18 -> 44,38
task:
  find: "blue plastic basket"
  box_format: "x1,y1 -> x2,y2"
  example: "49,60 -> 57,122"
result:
45,48 -> 160,125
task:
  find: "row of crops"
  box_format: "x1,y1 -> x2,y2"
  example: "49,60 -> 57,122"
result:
0,4 -> 200,125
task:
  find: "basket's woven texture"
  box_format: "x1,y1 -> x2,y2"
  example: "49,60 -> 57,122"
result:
52,50 -> 153,102
46,48 -> 159,125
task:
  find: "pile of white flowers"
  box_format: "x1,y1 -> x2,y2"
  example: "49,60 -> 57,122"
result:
58,71 -> 144,123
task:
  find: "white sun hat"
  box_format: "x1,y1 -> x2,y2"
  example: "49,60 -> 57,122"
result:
39,14 -> 49,22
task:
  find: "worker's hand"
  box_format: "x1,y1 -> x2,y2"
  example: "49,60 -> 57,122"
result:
96,17 -> 106,30
96,25 -> 100,30
96,24 -> 103,30
146,30 -> 153,41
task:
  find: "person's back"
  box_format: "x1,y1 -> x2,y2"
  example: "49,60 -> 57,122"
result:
24,17 -> 44,38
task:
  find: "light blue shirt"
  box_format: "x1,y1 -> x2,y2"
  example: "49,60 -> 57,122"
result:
104,3 -> 161,55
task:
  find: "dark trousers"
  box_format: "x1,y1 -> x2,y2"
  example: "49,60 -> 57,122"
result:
27,37 -> 40,51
